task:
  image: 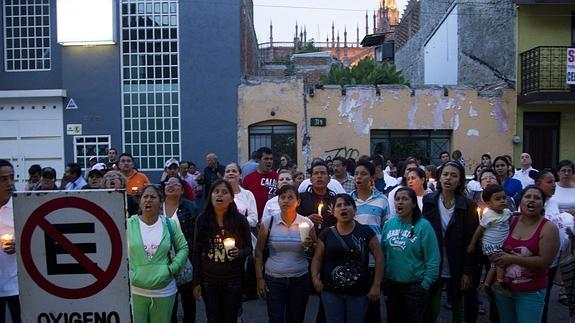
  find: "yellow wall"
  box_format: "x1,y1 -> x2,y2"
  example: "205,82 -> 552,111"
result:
238,79 -> 517,175
516,105 -> 575,163
515,4 -> 575,163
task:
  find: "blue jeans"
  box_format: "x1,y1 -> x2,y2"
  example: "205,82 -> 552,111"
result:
202,278 -> 243,323
494,288 -> 546,323
321,291 -> 369,323
265,273 -> 310,323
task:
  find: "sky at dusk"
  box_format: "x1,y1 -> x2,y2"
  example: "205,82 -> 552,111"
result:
253,0 -> 409,45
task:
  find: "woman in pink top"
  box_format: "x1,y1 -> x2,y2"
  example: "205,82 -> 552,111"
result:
492,186 -> 560,323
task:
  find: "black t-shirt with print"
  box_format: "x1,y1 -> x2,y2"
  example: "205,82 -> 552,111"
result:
319,221 -> 374,296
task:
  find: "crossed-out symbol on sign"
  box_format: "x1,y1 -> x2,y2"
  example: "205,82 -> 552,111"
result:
20,197 -> 122,299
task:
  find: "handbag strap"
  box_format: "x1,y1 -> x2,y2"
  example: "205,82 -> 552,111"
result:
164,216 -> 176,253
264,216 -> 274,250
330,226 -> 351,253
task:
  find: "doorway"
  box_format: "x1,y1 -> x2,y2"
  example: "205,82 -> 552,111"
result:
523,112 -> 560,170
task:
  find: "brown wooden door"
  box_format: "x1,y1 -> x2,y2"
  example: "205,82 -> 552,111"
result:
523,112 -> 560,170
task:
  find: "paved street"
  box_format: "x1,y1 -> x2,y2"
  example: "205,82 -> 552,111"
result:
192,286 -> 571,323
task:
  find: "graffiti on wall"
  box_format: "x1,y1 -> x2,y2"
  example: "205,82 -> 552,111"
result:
323,146 -> 360,161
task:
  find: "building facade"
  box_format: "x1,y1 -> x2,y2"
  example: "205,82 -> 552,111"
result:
0,0 -> 244,186
394,0 -> 515,88
515,1 -> 575,169
239,78 -> 516,175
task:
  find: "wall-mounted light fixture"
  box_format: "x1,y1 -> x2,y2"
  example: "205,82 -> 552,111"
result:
57,0 -> 116,46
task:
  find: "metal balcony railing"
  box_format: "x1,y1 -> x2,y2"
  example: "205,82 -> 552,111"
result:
520,46 -> 571,95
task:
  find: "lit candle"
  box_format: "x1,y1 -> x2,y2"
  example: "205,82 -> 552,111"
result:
299,222 -> 311,242
317,203 -> 323,216
1,234 -> 13,245
131,186 -> 139,194
223,238 -> 236,255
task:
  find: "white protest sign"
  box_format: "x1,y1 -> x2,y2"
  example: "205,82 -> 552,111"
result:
13,190 -> 130,323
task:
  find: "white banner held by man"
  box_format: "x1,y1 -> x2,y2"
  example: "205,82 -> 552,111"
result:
13,190 -> 129,323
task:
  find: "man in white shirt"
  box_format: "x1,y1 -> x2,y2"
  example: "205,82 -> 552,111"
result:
62,163 -> 87,190
513,153 -> 537,188
0,159 -> 20,322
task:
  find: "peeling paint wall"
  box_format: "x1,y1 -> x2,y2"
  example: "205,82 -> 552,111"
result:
238,78 -> 516,174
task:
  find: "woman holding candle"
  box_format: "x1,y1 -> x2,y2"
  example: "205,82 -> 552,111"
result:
492,186 -> 560,323
223,162 -> 258,228
254,184 -> 315,323
381,187 -> 440,323
192,179 -> 252,323
469,168 -> 516,212
422,161 -> 480,323
311,194 -> 383,323
127,184 -> 189,323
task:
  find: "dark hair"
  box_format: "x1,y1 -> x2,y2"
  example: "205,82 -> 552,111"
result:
119,153 -> 134,161
479,168 -> 500,184
141,184 -> 166,203
256,147 -> 273,159
452,150 -> 462,160
401,167 -> 427,189
557,160 -> 574,173
346,158 -> 356,175
108,147 -> 117,153
395,187 -> 422,238
189,162 -> 196,168
28,164 -> 41,175
67,163 -> 82,178
481,153 -> 491,160
517,185 -> 548,213
355,159 -> 375,177
399,160 -> 419,183
251,151 -> 259,160
482,184 -> 505,202
331,193 -> 357,211
493,155 -> 512,178
437,161 -> 467,195
276,184 -> 299,198
372,155 -> 384,168
425,165 -> 437,179
530,169 -> 556,183
197,179 -> 245,242
0,159 -> 14,170
332,156 -> 347,165
439,151 -> 450,158
311,160 -> 329,173
160,176 -> 187,193
472,164 -> 484,181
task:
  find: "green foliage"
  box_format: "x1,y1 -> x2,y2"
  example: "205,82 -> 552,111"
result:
320,57 -> 408,86
298,40 -> 321,54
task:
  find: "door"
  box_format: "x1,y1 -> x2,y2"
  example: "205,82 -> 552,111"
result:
523,112 -> 560,170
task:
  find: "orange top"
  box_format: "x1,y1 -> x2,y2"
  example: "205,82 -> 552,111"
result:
126,171 -> 150,195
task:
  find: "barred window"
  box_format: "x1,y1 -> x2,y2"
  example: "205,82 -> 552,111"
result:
3,0 -> 51,71
74,135 -> 111,170
120,0 -> 180,170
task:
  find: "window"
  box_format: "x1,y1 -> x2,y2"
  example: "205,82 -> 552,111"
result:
120,0 -> 180,170
249,123 -> 297,169
3,0 -> 51,71
74,136 -> 111,170
371,130 -> 451,165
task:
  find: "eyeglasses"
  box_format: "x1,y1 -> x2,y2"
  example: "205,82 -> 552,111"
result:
104,175 -> 121,181
481,175 -> 497,180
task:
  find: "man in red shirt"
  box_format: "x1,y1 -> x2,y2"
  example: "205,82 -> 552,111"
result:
241,147 -> 278,222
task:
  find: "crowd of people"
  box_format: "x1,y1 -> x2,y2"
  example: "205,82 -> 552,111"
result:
0,146 -> 574,323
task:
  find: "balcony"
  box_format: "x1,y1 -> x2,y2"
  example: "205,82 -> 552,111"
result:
519,46 -> 575,104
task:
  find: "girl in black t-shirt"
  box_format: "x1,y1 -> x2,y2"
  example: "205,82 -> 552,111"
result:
311,194 -> 384,323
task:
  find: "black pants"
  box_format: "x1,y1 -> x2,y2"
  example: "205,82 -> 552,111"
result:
365,267 -> 381,323
171,282 -> 196,323
202,278 -> 243,323
0,295 -> 20,323
541,266 -> 558,323
386,281 -> 428,323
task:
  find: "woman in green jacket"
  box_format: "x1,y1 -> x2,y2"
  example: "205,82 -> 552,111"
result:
381,187 -> 440,323
128,184 -> 189,323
